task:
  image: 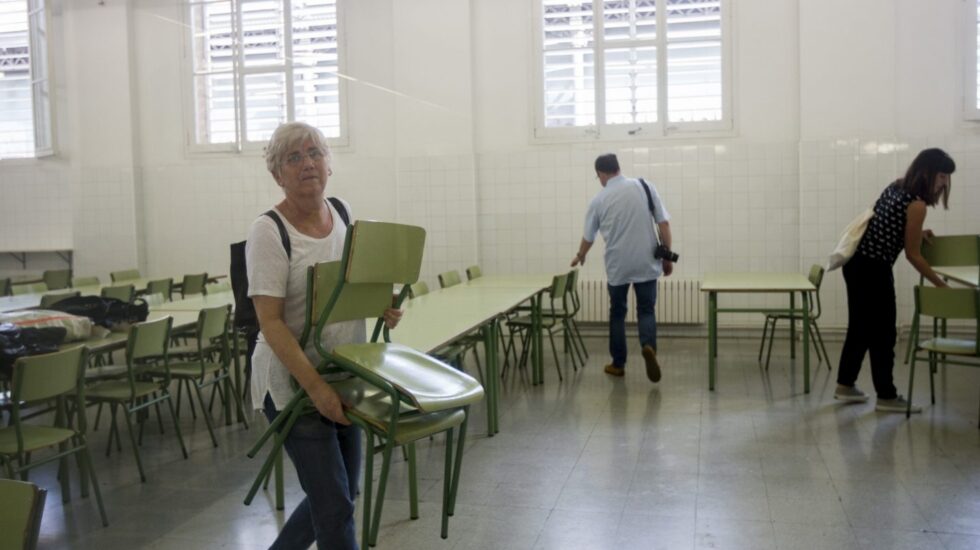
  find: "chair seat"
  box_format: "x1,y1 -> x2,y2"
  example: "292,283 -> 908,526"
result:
84,364 -> 128,381
0,425 -> 75,454
331,342 -> 484,413
148,361 -> 223,379
919,338 -> 978,356
331,377 -> 466,445
86,380 -> 161,401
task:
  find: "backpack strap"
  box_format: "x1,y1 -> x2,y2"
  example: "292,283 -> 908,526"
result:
263,210 -> 291,259
264,197 -> 348,260
327,197 -> 350,226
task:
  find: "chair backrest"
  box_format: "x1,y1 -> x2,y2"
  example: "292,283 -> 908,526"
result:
0,277 -> 10,296
42,269 -> 72,290
408,281 -> 429,299
921,235 -> 980,267
549,272 -> 570,302
438,270 -> 461,289
465,265 -> 482,280
101,284 -> 135,303
12,346 -> 86,404
198,305 -> 231,344
11,282 -> 47,295
181,273 -> 208,297
306,221 -> 425,348
565,269 -> 581,313
71,275 -> 100,288
129,316 -> 173,362
146,278 -> 173,301
0,479 -> 46,550
110,269 -> 141,283
40,290 -> 81,308
914,286 -> 980,353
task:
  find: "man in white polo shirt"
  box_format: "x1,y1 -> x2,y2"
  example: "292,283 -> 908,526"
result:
571,153 -> 673,382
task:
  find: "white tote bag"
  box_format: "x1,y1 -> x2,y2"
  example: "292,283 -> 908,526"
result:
826,208 -> 874,271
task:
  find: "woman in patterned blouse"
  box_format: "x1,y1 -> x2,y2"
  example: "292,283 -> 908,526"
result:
834,148 -> 955,413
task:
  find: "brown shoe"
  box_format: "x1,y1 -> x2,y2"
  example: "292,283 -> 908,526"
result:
604,364 -> 625,377
642,345 -> 661,383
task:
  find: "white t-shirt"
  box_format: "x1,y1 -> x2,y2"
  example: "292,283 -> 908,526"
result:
245,199 -> 365,411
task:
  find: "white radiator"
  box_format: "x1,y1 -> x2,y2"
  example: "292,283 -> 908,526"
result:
578,279 -> 705,325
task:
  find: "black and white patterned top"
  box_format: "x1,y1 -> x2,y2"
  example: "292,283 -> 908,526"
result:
855,181 -> 919,265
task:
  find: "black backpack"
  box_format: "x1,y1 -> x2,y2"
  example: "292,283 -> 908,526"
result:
229,197 -> 350,338
46,295 -> 149,328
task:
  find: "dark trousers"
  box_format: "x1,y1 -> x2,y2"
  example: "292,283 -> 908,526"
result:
264,393 -> 361,550
837,254 -> 899,399
608,280 -> 658,368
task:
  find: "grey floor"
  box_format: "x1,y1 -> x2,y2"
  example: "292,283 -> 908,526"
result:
30,333 -> 980,550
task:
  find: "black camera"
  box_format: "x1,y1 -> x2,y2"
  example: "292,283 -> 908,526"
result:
654,244 -> 679,262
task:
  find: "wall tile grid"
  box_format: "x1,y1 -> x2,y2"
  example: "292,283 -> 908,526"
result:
70,166 -> 140,279
0,162 -> 75,278
396,154 -> 479,288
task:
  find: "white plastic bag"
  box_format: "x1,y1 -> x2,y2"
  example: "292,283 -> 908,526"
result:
0,310 -> 94,342
826,208 -> 874,271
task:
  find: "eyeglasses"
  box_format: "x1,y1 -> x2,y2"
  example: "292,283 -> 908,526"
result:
284,148 -> 326,166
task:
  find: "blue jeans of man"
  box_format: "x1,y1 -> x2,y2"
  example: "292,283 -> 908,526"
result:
608,280 -> 658,368
263,393 -> 361,550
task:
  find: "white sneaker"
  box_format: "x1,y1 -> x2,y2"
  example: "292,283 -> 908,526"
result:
834,385 -> 869,403
876,395 -> 922,414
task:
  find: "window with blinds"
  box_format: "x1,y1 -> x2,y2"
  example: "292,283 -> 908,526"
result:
967,0 -> 980,120
0,0 -> 51,159
537,0 -> 729,139
188,0 -> 343,149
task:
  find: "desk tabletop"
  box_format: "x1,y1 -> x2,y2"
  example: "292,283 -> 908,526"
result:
460,274 -> 555,289
935,266 -> 979,288
392,285 -> 543,353
151,291 -> 235,312
702,273 -> 816,293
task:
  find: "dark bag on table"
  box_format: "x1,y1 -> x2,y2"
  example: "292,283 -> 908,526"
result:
47,296 -> 149,328
0,323 -> 68,377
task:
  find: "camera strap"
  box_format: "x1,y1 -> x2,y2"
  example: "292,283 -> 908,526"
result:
638,178 -> 664,246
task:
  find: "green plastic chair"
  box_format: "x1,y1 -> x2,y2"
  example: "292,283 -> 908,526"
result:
0,347 -> 108,527
408,281 -> 429,299
0,479 -> 46,550
904,235 -> 980,364
71,276 -> 100,288
84,316 -> 188,482
149,305 -> 248,447
0,277 -> 11,296
465,265 -> 482,280
42,269 -> 72,291
245,221 -> 484,546
11,282 -> 47,296
907,286 -> 980,423
181,273 -> 208,298
40,290 -> 81,308
506,272 -> 574,380
101,283 -> 135,303
146,278 -> 173,302
438,270 -> 462,289
758,264 -> 830,370
110,269 -> 140,283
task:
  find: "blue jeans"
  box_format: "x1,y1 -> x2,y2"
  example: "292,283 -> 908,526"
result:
263,393 -> 361,550
608,280 -> 658,368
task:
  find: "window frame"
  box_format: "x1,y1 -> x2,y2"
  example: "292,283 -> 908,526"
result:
964,0 -> 980,121
181,0 -> 348,155
0,0 -> 54,161
532,0 -> 733,142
